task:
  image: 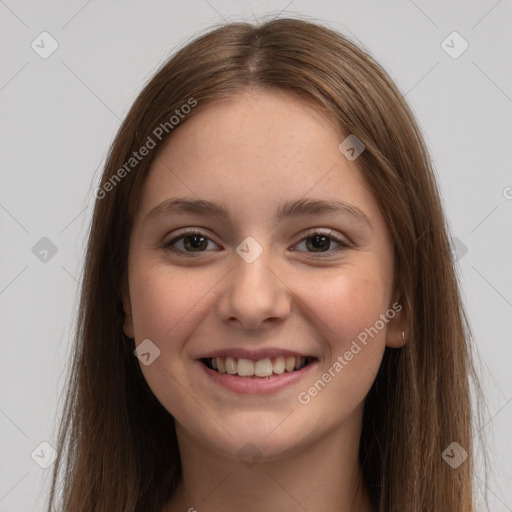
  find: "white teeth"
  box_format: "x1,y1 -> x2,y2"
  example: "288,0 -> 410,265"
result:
254,358 -> 273,377
273,356 -> 285,374
285,356 -> 296,372
209,355 -> 311,377
237,358 -> 254,376
225,356 -> 237,375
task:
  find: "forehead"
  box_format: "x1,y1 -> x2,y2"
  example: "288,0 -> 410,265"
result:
136,89 -> 380,228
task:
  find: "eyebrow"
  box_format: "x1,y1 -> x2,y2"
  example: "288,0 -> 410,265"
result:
144,196 -> 371,229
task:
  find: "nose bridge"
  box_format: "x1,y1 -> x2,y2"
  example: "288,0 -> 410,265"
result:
217,239 -> 290,328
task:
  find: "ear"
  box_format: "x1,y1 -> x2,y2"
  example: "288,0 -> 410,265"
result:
121,278 -> 134,339
385,290 -> 409,349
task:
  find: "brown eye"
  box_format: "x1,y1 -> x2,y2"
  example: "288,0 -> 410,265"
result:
164,231 -> 220,254
293,229 -> 349,257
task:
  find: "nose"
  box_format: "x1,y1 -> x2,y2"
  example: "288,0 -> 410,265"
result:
216,248 -> 291,330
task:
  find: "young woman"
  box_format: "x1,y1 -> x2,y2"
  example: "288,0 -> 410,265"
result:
46,16 -> 488,512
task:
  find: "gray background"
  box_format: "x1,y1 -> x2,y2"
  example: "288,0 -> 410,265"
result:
1,1 -> 511,510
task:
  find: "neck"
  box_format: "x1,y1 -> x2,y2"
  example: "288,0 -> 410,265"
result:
164,404 -> 374,512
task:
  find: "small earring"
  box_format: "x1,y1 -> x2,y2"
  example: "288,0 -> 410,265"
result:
401,330 -> 406,341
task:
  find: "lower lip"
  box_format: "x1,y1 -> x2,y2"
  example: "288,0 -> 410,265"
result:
198,359 -> 317,394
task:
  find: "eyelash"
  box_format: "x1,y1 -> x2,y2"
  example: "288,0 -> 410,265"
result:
162,228 -> 350,258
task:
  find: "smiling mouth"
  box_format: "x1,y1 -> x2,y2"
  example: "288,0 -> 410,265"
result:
201,356 -> 316,378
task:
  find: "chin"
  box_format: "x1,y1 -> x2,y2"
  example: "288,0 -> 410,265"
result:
188,413 -> 316,464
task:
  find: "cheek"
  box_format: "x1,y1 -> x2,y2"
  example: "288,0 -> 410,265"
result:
129,262 -> 218,343
303,269 -> 392,352
295,268 -> 392,413
293,272 -> 389,419
128,263 -> 220,422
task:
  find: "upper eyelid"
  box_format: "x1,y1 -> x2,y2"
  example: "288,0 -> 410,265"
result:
165,228 -> 218,245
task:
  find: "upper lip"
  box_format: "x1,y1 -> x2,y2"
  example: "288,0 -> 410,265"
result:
197,347 -> 317,361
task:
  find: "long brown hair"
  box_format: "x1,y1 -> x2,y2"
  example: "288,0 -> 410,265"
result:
46,15 -> 488,512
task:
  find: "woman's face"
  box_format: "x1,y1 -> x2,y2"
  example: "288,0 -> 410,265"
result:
123,89 -> 406,459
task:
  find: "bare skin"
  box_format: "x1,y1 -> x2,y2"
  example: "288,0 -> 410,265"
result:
122,88 -> 408,512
